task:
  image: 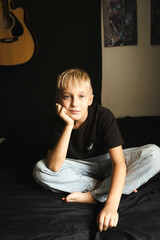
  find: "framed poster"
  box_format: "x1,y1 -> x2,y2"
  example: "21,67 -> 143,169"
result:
102,0 -> 137,47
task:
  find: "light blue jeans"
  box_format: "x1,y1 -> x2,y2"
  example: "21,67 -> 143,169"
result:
33,144 -> 160,202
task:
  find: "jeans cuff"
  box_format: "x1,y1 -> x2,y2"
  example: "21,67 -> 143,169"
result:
83,179 -> 98,193
91,191 -> 108,203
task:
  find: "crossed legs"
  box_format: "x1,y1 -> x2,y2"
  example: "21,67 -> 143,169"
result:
33,144 -> 160,203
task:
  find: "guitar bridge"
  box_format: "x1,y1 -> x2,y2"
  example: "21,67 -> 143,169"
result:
0,37 -> 18,43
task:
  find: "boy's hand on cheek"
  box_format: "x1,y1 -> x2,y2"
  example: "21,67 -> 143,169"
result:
97,205 -> 119,232
56,103 -> 74,128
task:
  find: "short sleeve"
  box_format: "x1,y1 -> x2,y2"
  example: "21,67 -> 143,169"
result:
101,109 -> 124,149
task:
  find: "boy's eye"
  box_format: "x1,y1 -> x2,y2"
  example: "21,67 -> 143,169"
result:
79,95 -> 85,98
63,95 -> 70,99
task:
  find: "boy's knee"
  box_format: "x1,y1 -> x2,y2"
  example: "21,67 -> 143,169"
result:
33,159 -> 47,183
148,144 -> 160,168
149,144 -> 160,156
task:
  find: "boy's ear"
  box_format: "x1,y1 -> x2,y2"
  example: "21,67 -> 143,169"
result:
89,94 -> 94,106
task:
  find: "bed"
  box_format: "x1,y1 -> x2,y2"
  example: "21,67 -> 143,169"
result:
1,116 -> 160,240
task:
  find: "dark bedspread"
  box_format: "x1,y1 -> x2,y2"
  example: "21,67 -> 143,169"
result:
1,116 -> 160,240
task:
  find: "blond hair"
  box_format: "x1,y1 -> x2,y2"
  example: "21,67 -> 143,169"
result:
56,69 -> 93,94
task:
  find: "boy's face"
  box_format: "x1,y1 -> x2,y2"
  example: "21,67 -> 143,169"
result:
57,81 -> 94,127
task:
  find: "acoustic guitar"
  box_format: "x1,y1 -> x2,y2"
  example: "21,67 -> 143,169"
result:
0,0 -> 36,66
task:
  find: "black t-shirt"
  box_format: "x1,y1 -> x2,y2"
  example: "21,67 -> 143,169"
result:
48,103 -> 123,159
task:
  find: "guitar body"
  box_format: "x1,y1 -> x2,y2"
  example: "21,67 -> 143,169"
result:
0,5 -> 35,66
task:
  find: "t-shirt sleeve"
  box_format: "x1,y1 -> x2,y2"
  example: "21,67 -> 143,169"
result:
101,109 -> 124,149
48,117 -> 64,150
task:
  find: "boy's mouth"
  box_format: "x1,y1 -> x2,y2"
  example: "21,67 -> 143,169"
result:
69,110 -> 81,114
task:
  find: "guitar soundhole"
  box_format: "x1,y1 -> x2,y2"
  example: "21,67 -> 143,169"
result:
4,16 -> 14,29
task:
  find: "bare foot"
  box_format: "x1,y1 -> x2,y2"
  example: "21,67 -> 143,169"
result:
62,191 -> 98,204
133,189 -> 138,193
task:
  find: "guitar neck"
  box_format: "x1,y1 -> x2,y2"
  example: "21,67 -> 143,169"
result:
1,0 -> 12,28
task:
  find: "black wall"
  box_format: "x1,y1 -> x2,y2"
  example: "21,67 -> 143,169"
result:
0,0 -> 102,136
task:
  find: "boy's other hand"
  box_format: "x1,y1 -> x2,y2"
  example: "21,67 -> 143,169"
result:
56,103 -> 74,128
97,205 -> 119,232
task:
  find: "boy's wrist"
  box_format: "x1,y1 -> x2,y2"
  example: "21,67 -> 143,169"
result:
104,202 -> 118,211
65,122 -> 74,130
104,196 -> 120,212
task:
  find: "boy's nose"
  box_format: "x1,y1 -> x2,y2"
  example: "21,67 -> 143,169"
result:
71,97 -> 78,107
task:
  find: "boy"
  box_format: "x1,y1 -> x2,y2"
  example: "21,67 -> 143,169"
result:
33,69 -> 160,232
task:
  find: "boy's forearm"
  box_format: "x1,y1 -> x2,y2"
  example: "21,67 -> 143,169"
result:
46,125 -> 73,172
97,158 -> 126,232
104,162 -> 126,210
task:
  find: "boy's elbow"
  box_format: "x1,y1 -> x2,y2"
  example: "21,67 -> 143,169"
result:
46,150 -> 63,172
49,167 -> 60,172
46,158 -> 60,172
46,151 -> 56,171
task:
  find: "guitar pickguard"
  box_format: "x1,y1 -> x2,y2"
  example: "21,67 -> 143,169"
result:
11,11 -> 24,37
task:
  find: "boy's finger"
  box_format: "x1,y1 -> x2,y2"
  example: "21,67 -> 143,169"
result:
56,103 -> 62,113
56,103 -> 60,111
114,216 -> 118,227
108,216 -> 117,228
98,215 -> 104,232
103,216 -> 109,231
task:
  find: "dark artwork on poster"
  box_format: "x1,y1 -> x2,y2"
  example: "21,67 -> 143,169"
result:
151,0 -> 160,45
102,0 -> 137,47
